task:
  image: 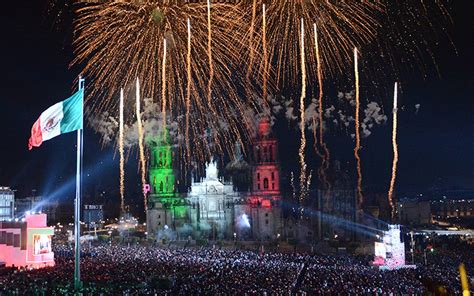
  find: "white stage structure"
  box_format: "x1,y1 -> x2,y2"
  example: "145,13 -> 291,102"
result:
373,224 -> 407,270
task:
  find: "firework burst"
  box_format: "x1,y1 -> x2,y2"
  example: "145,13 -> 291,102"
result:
242,0 -> 382,88
72,0 -> 255,161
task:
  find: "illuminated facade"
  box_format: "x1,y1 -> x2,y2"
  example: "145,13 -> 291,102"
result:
146,118 -> 283,241
0,187 -> 14,222
0,213 -> 54,268
373,224 -> 406,270
146,130 -> 187,238
247,117 -> 283,240
188,159 -> 240,240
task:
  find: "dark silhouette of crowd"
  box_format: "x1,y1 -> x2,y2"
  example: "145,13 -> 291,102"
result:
0,237 -> 471,295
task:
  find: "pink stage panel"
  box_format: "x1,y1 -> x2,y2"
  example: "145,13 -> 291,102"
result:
0,214 -> 54,269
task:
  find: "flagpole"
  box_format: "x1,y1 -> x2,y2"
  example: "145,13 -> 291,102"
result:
74,77 -> 85,291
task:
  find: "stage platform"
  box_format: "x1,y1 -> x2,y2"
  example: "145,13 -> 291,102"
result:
0,213 -> 55,269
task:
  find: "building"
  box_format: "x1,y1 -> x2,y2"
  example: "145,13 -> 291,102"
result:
147,129 -> 187,239
15,195 -> 42,217
397,200 -> 431,225
0,213 -> 55,268
146,118 -> 283,241
431,199 -> 474,219
0,187 -> 14,222
83,204 -> 104,229
246,117 -> 283,240
188,159 -> 240,240
15,196 -> 59,222
317,189 -> 357,240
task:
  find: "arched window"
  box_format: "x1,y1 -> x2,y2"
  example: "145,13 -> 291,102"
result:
158,151 -> 163,167
159,181 -> 164,192
264,178 -> 269,189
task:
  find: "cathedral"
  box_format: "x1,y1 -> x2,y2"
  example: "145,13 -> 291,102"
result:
146,118 -> 284,241
145,117 -> 360,242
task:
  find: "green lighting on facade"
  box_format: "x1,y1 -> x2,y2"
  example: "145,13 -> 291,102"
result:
148,129 -> 176,205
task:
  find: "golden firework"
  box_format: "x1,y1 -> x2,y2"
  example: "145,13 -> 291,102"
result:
72,0 -> 255,161
241,0 -> 382,87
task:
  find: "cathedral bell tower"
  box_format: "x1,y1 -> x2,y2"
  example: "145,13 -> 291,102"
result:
149,129 -> 175,201
252,117 -> 280,197
248,117 -> 282,240
147,129 -> 186,239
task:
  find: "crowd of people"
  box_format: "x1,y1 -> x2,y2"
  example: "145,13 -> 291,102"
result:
0,238 -> 471,295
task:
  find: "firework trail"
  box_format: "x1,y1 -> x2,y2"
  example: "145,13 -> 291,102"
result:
185,18 -> 192,165
313,23 -> 331,190
241,1 -> 381,88
119,88 -> 125,215
353,48 -> 364,208
135,78 -> 147,212
388,82 -> 399,220
161,38 -> 167,134
262,3 -> 268,102
207,0 -> 214,105
241,1 -> 450,90
247,0 -> 258,78
298,18 -> 307,212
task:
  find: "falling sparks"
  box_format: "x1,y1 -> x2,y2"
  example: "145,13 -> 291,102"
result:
353,48 -> 364,209
185,18 -> 192,164
119,88 -> 125,215
243,1 -> 382,87
313,23 -> 331,191
241,1 -> 450,90
388,82 -> 399,220
262,3 -> 268,102
207,0 -> 214,105
161,38 -> 167,134
247,0 -> 258,78
136,78 -> 147,212
73,0 -> 452,171
298,18 -> 307,212
72,1 -> 253,163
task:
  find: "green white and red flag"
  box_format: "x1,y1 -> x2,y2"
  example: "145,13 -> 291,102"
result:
28,89 -> 84,150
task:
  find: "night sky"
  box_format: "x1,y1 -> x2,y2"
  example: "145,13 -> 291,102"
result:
0,1 -> 472,218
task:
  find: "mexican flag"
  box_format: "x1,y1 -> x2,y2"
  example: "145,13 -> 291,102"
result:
28,89 -> 84,150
